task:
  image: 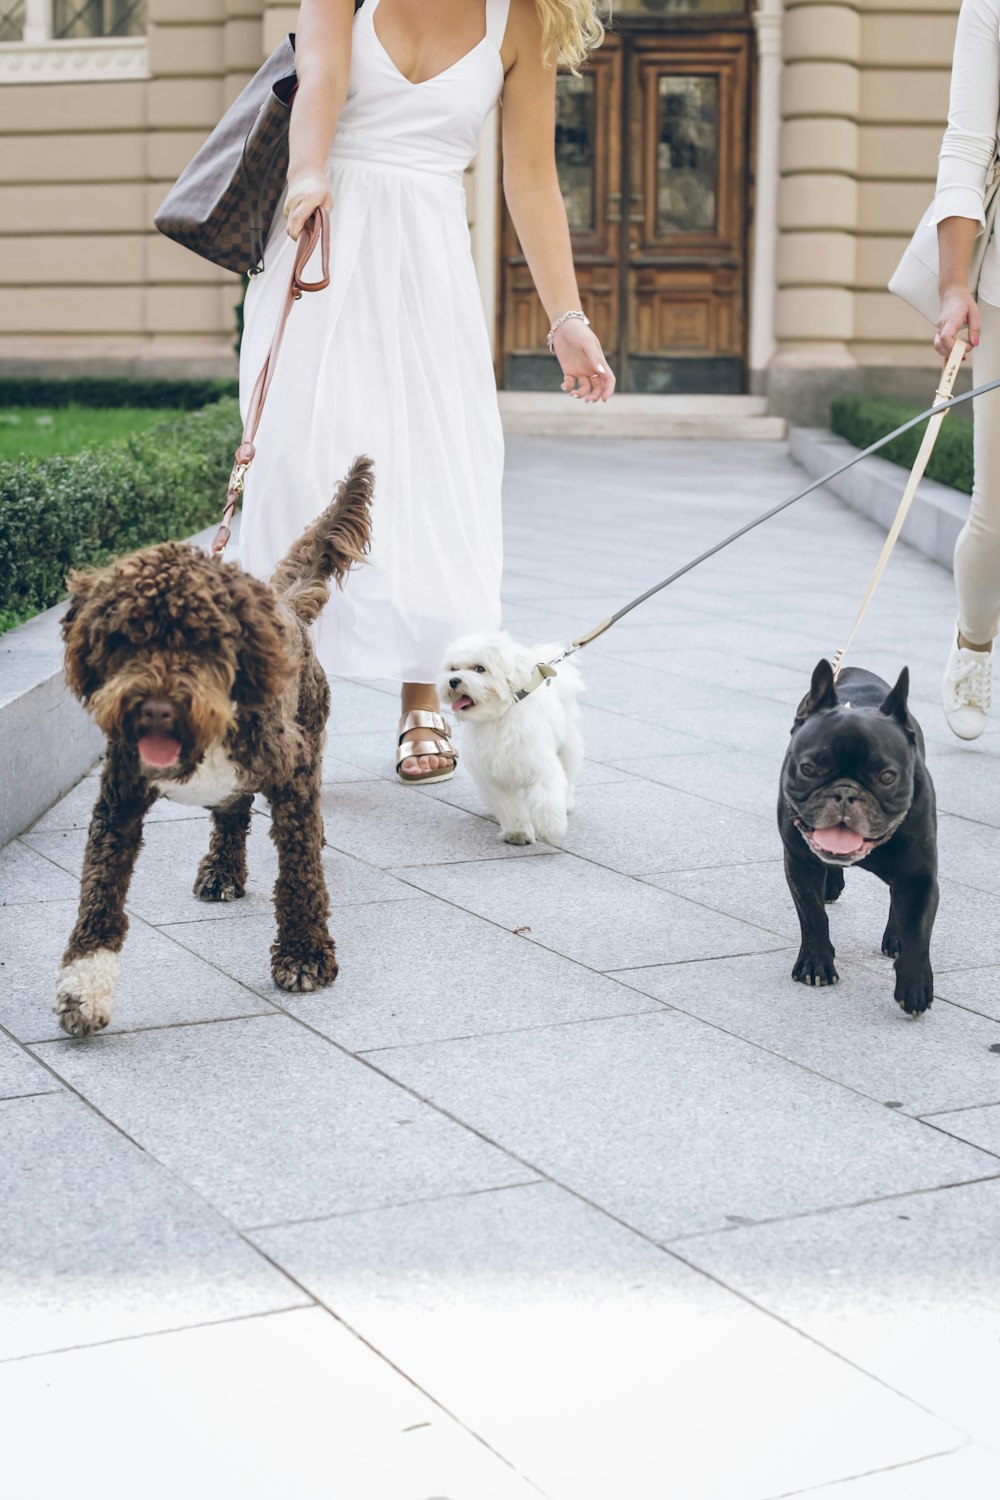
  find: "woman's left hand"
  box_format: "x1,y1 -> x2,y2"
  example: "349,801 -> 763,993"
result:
554,321 -> 616,403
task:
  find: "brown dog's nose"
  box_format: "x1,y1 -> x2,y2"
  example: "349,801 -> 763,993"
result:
138,698 -> 177,733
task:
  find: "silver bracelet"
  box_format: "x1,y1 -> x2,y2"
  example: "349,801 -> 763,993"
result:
547,309 -> 590,353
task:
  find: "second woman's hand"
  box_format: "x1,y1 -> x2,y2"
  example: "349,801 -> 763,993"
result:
935,283 -> 980,358
285,171 -> 333,241
554,321 -> 616,403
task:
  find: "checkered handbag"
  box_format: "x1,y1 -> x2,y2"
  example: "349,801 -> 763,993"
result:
154,7 -> 363,276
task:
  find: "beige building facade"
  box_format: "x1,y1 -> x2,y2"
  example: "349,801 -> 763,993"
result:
0,1 -> 970,421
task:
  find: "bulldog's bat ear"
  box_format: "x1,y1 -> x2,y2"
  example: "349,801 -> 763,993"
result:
793,659 -> 838,727
880,666 -> 911,725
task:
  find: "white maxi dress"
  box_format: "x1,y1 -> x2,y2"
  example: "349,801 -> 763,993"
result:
238,0 -> 509,683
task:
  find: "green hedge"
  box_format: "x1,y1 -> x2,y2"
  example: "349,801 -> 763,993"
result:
831,393 -> 974,496
0,377 -> 238,411
0,397 -> 241,631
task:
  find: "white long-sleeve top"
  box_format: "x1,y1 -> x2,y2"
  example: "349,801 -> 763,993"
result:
929,0 -> 1000,300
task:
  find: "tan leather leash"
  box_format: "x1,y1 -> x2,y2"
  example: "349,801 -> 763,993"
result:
831,335 -> 967,680
516,338 -> 993,702
212,207 -> 331,557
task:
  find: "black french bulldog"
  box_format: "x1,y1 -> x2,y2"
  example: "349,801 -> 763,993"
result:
778,659 -> 938,1015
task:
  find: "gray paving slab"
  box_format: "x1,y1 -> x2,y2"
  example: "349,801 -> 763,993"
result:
23,814 -> 417,927
32,1016 -> 534,1227
936,810 -> 1000,894
926,1102 -> 1000,1155
368,1011 -> 997,1240
0,898 -> 276,1043
776,1449 -> 1000,1500
0,837 -> 78,904
0,1031 -> 59,1100
924,745 -> 1000,826
611,948 -> 1000,1117
647,860 -> 1000,975
934,965 -> 1000,1022
578,702 -> 705,761
557,777 -> 779,875
162,896 -> 661,1051
608,642 -> 811,703
394,853 -> 789,970
677,1178 -> 1000,1453
325,677 -> 410,735
609,745 -> 777,817
0,1092 -> 305,1360
253,1183 -> 956,1500
321,778 -> 555,866
29,767 -> 210,832
0,1307 -> 540,1499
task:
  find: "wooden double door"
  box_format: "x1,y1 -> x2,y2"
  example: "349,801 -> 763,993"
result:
499,21 -> 753,394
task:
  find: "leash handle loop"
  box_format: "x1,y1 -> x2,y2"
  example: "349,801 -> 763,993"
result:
212,208 -> 331,558
831,334 -> 967,679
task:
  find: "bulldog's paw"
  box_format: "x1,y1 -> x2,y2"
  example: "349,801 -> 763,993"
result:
271,940 -> 339,993
54,950 -> 120,1037
792,949 -> 839,987
503,829 -> 534,846
881,922 -> 901,960
894,963 -> 934,1016
194,858 -> 245,903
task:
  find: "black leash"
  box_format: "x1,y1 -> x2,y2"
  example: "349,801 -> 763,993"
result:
515,368 -> 1000,700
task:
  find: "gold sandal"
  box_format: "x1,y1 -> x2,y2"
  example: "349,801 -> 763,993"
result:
396,709 -> 458,785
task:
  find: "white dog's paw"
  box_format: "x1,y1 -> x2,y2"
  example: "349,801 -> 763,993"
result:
54,950 -> 120,1037
503,829 -> 535,845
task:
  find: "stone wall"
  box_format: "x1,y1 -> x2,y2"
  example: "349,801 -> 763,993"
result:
771,0 -> 962,421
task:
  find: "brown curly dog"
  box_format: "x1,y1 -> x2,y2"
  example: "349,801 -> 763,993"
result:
54,456 -> 374,1037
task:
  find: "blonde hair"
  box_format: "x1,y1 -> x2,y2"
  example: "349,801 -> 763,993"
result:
535,0 -> 605,74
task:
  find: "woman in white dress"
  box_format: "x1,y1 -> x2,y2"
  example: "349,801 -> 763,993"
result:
933,0 -> 1000,738
239,0 -> 615,782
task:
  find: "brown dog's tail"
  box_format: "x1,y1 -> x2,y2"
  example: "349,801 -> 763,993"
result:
270,456 -> 374,625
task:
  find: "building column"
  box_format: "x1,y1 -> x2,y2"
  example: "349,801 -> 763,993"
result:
749,0 -> 783,389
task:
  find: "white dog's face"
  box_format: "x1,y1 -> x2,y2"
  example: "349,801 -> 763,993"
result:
439,632 -> 530,722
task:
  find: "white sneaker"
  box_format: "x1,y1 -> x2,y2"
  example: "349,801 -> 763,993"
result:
942,633 -> 993,740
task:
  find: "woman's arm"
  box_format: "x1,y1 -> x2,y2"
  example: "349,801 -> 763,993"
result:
932,0 -> 1000,354
500,1 -> 614,402
284,0 -> 356,241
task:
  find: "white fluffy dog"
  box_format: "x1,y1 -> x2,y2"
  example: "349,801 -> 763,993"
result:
439,631 -> 584,845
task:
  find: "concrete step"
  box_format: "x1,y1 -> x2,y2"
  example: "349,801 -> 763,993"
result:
499,392 -> 787,440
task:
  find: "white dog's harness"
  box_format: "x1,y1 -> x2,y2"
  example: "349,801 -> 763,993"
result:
515,339 -> 979,704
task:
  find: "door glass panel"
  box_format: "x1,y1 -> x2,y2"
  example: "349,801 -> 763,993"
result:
555,75 -> 596,233
0,1 -> 25,41
657,75 -> 718,235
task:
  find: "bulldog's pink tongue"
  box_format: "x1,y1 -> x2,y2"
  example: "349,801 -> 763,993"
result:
812,824 -> 865,855
137,732 -> 182,768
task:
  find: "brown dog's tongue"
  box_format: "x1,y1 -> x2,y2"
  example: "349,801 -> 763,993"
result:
138,733 -> 182,768
812,825 -> 865,855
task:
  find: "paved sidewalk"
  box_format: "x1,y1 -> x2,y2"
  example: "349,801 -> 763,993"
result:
3,437 -> 1000,1498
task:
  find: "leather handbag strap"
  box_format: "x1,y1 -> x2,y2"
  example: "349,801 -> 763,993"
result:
212,206 -> 331,557
831,334 -> 968,680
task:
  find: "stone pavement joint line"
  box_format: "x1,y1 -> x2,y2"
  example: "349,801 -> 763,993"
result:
3,438 -> 1000,1498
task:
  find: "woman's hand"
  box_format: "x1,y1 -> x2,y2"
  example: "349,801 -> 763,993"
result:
935,283 -> 980,357
554,320 -> 616,403
285,171 -> 333,242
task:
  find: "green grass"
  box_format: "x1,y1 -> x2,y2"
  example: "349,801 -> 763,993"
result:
0,404 -> 183,461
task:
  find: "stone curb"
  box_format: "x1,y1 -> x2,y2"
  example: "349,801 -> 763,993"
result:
789,427 -> 969,574
0,517 -> 228,849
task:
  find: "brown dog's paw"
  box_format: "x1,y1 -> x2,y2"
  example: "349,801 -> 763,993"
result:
54,951 -> 119,1037
271,941 -> 339,993
193,860 -> 246,903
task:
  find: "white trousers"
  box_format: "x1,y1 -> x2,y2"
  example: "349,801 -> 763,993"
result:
957,297 -> 1000,642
